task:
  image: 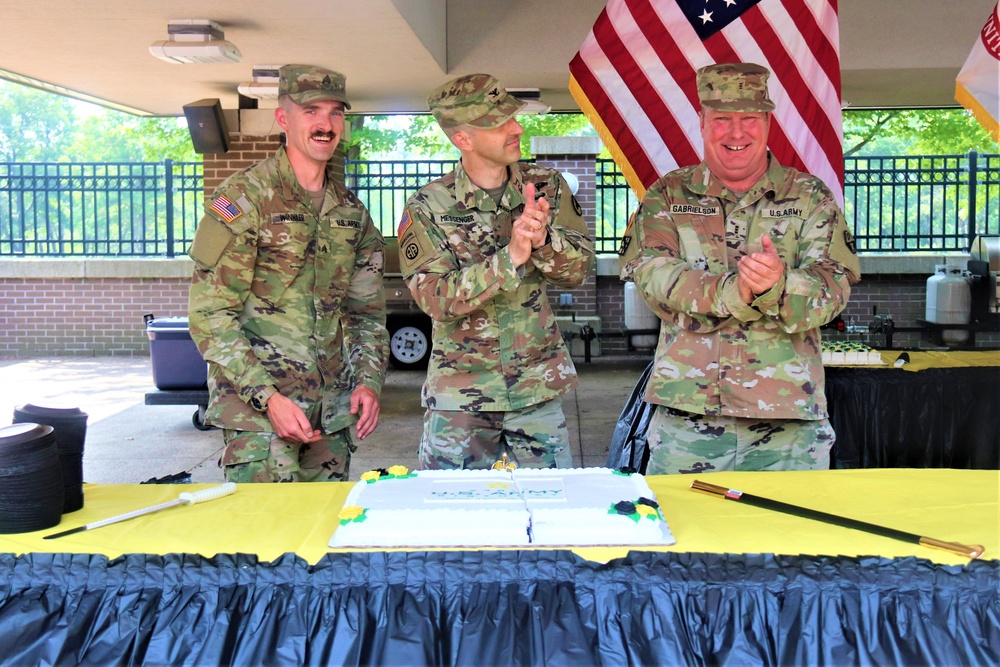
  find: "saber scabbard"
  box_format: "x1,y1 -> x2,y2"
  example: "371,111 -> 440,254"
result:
690,480 -> 984,560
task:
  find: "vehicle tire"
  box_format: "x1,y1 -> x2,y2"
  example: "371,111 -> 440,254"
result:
388,316 -> 432,370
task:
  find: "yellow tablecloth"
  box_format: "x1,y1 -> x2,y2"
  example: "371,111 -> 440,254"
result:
3,468 -> 996,567
874,349 -> 999,371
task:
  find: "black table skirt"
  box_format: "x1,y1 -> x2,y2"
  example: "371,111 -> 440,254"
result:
1,550 -> 997,666
608,363 -> 1000,472
826,365 -> 1000,469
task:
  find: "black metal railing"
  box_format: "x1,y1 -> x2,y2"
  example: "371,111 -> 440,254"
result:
1,153 -> 997,257
594,152 -> 1000,254
0,160 -> 203,257
595,159 -> 639,253
844,152 -> 1000,252
344,159 -> 454,238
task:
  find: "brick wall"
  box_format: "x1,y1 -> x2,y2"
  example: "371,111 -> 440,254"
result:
1,276 -> 190,357
534,152 -> 599,318
202,135 -> 282,194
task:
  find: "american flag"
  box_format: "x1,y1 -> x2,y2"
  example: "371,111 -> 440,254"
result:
955,2 -> 1000,143
209,194 -> 243,223
570,0 -> 844,205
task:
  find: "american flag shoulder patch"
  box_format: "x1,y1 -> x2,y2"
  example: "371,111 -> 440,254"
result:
397,209 -> 412,237
210,194 -> 244,224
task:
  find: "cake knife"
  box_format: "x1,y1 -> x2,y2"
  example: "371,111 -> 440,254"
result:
43,482 -> 237,540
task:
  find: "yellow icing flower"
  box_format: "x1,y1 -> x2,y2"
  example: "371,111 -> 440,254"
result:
339,505 -> 365,521
360,470 -> 381,483
387,465 -> 409,476
635,504 -> 658,519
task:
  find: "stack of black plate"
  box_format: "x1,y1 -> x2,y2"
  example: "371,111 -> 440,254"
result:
0,423 -> 64,534
13,404 -> 88,513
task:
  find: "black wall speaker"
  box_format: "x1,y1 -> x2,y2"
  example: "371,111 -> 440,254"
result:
183,99 -> 231,154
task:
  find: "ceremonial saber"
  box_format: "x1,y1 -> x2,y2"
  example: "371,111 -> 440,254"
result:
44,482 -> 237,540
690,480 -> 984,560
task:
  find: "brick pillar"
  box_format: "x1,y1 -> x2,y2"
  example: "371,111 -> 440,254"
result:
530,136 -> 604,320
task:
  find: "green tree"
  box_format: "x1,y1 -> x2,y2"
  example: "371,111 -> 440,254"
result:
345,112 -> 596,159
843,108 -> 999,156
346,115 -> 450,159
0,81 -> 77,161
67,113 -> 197,162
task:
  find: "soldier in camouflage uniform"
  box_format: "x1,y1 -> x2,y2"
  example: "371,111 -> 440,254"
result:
188,65 -> 388,483
399,73 -> 595,470
619,63 -> 861,475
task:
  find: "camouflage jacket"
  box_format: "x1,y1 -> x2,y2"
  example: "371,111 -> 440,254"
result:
188,147 -> 388,433
620,155 -> 861,420
399,160 -> 595,411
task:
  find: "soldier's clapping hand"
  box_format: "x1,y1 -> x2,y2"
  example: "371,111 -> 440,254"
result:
737,235 -> 784,303
510,182 -> 550,267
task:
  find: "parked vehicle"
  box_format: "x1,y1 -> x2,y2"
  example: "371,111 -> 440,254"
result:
383,237 -> 433,370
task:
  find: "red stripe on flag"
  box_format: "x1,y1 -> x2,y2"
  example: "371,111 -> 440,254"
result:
780,0 -> 841,93
622,0 -> 704,166
741,7 -> 843,183
569,51 -> 660,186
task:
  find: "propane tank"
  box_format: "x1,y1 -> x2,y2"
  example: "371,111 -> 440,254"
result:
925,264 -> 946,322
624,282 -> 659,350
929,264 -> 972,345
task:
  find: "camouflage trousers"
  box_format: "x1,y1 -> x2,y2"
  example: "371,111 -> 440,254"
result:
418,398 -> 573,470
221,428 -> 356,483
645,406 -> 835,475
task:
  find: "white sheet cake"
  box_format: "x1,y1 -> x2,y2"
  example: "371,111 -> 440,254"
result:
329,466 -> 676,548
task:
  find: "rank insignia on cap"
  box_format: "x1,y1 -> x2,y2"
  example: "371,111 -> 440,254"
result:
210,194 -> 244,224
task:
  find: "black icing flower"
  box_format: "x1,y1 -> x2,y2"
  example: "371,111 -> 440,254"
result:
613,500 -> 637,515
637,497 -> 659,510
616,466 -> 638,475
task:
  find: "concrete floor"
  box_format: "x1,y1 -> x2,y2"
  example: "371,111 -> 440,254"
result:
0,355 -> 652,484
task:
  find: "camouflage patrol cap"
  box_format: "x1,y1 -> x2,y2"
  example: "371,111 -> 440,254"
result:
427,73 -> 527,130
279,64 -> 351,110
697,62 -> 775,112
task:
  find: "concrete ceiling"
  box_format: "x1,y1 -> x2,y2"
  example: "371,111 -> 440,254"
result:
0,0 -> 995,116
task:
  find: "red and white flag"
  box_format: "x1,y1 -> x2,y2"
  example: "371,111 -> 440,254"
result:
569,0 -> 844,205
955,2 -> 1000,143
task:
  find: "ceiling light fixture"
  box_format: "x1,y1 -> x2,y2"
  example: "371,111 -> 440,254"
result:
149,19 -> 242,65
237,65 -> 281,99
508,88 -> 551,115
